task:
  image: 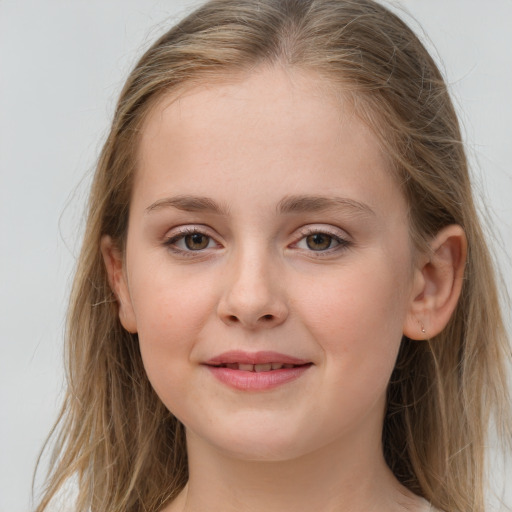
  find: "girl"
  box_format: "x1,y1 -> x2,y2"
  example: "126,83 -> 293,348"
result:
35,1 -> 511,511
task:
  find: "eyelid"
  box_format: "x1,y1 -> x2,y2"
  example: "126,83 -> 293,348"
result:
293,224 -> 351,240
162,223 -> 351,256
290,224 -> 352,253
163,225 -> 222,254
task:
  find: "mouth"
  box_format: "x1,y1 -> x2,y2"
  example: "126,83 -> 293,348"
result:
203,351 -> 313,391
208,362 -> 306,372
204,350 -> 311,368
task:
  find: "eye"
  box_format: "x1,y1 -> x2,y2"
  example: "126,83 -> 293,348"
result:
181,232 -> 211,251
303,233 -> 336,251
293,228 -> 350,253
164,228 -> 218,253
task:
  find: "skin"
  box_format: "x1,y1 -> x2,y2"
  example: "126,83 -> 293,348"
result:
103,65 -> 465,512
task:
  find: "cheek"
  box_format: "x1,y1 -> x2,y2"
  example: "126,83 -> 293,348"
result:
130,268 -> 218,396
132,263 -> 217,337
299,264 -> 408,336
293,268 -> 408,435
294,260 -> 409,380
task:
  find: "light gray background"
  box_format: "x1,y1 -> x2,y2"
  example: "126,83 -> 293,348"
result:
1,1 -> 511,511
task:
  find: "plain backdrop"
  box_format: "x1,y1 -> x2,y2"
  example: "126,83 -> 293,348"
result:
1,1 -> 511,511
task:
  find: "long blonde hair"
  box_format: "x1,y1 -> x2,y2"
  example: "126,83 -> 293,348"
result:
35,1 -> 511,511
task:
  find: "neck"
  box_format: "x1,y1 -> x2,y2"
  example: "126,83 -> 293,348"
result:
168,427 -> 422,512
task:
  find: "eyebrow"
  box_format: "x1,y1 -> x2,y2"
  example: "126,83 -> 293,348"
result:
277,195 -> 375,217
146,195 -> 230,215
145,194 -> 375,217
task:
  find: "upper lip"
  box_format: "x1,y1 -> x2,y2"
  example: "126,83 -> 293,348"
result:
204,350 -> 310,366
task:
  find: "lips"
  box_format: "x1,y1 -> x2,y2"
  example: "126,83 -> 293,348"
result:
205,350 -> 310,366
211,362 -> 299,372
203,351 -> 312,391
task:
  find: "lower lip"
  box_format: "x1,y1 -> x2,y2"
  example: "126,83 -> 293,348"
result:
205,364 -> 312,391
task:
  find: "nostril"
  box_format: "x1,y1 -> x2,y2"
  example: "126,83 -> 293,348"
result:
228,315 -> 238,323
262,314 -> 273,321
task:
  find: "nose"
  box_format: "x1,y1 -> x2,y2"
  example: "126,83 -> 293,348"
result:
217,248 -> 289,329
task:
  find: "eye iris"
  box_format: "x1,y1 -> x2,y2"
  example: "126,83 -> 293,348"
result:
184,233 -> 209,250
306,233 -> 332,251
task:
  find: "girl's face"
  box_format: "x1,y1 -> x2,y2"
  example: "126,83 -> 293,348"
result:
109,67 -> 424,461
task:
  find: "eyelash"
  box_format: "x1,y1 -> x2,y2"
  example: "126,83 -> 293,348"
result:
291,227 -> 351,256
163,227 -> 220,256
163,226 -> 351,257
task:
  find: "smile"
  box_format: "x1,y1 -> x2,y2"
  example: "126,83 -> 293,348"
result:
209,363 -> 300,372
203,351 -> 313,391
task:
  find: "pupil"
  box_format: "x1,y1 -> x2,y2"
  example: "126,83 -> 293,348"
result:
185,233 -> 209,250
306,233 -> 331,251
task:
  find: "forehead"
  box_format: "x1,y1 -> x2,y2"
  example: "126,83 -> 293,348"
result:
140,67 -> 346,152
135,66 -> 403,216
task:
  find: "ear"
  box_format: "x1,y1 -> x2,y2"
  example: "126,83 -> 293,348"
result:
100,235 -> 138,333
403,225 -> 467,340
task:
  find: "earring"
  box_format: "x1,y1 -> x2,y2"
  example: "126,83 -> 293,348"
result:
420,322 -> 426,334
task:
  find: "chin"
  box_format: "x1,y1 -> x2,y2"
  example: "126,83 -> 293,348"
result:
186,416 -> 324,463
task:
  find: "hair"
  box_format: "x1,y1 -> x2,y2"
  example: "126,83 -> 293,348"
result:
35,1 -> 511,511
